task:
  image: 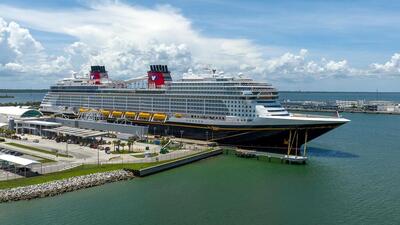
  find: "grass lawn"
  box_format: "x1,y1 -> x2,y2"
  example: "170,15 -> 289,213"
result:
23,153 -> 56,163
5,142 -> 71,158
0,161 -> 165,190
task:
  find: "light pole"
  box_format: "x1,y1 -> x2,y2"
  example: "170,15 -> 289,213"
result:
180,130 -> 184,139
97,146 -> 100,166
66,142 -> 69,157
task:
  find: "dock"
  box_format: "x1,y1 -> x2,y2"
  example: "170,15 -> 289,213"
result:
235,149 -> 308,164
131,148 -> 223,176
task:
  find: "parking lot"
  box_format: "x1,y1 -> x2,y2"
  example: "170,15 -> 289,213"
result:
0,131 -> 211,181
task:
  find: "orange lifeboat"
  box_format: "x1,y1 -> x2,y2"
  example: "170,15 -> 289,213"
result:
112,111 -> 123,118
153,113 -> 167,121
125,112 -> 136,119
100,110 -> 110,118
138,112 -> 151,120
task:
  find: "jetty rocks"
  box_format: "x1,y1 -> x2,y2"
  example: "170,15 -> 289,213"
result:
0,170 -> 135,203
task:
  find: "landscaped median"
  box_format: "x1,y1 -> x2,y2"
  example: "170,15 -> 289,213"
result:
5,142 -> 72,158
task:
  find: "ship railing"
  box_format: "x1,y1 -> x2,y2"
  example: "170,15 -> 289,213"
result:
291,113 -> 338,118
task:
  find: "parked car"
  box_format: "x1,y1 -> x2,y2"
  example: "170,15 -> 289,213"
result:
32,139 -> 39,143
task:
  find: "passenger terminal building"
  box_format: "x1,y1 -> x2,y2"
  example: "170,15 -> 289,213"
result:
0,106 -> 148,141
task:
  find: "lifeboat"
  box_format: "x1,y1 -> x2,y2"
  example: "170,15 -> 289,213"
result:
100,110 -> 110,118
153,113 -> 167,121
79,108 -> 89,113
138,112 -> 151,120
125,112 -> 136,119
112,111 -> 123,118
175,113 -> 183,118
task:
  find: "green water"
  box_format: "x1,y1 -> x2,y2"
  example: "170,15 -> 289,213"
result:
1,113 -> 400,225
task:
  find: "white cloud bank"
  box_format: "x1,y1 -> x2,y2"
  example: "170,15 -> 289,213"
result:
0,2 -> 399,84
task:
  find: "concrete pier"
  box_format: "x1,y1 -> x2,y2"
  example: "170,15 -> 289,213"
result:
132,149 -> 222,177
235,149 -> 307,164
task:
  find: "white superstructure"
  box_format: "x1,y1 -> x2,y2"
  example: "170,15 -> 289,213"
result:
40,65 -> 349,152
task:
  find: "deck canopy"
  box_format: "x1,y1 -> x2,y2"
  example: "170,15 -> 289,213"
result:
0,107 -> 43,118
0,154 -> 39,166
43,126 -> 108,138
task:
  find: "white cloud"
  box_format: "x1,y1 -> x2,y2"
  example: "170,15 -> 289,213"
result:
7,21 -> 43,54
370,53 -> 400,74
252,49 -> 355,80
4,62 -> 24,72
0,17 -> 66,76
0,1 -> 399,87
0,2 -> 269,80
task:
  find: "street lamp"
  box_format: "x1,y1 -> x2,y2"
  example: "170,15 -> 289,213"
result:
180,130 -> 184,139
66,142 -> 69,157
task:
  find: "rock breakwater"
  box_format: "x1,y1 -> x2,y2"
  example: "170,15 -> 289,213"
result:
0,170 -> 134,203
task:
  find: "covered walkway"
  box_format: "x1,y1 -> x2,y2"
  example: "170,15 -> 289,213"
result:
0,154 -> 39,166
0,154 -> 40,179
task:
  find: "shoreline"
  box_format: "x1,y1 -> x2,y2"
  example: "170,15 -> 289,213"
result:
0,149 -> 222,203
0,170 -> 134,203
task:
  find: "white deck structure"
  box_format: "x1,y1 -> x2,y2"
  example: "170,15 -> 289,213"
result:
0,154 -> 39,166
0,106 -> 43,125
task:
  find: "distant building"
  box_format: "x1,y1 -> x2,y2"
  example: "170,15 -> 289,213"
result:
0,106 -> 43,126
365,101 -> 397,112
14,120 -> 62,136
335,100 -> 363,109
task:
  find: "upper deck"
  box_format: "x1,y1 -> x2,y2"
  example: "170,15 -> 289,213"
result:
50,65 -> 279,99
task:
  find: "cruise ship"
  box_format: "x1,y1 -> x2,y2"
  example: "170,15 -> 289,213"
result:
40,65 -> 349,153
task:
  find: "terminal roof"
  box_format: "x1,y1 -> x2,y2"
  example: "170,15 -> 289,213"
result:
43,126 -> 108,138
21,120 -> 62,126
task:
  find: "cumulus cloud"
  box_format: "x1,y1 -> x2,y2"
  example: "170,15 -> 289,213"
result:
369,53 -> 400,75
0,17 -> 68,77
250,49 -> 356,81
0,1 -> 399,86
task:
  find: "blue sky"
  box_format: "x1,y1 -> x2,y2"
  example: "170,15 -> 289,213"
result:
0,0 -> 400,91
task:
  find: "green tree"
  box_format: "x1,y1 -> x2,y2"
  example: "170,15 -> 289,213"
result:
127,140 -> 133,152
116,140 -> 121,152
112,140 -> 118,151
120,142 -> 126,151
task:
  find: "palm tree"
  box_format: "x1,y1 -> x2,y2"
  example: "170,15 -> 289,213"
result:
120,142 -> 126,151
116,140 -> 121,152
127,140 -> 133,152
112,140 -> 118,151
